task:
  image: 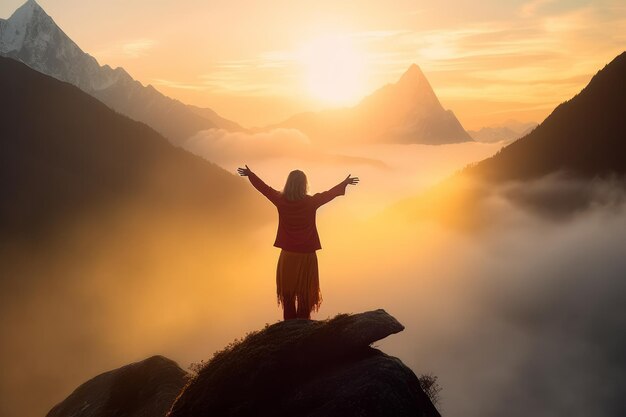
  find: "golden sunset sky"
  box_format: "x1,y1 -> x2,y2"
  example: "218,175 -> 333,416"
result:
2,0 -> 625,129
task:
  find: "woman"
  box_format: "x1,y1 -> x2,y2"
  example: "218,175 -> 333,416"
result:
237,165 -> 359,320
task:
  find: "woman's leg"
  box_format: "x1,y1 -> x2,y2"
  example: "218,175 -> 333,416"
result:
277,250 -> 319,320
277,250 -> 296,320
296,299 -> 311,320
295,252 -> 318,320
282,293 -> 297,320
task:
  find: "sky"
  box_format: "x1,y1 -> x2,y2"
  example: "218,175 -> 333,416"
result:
2,0 -> 625,128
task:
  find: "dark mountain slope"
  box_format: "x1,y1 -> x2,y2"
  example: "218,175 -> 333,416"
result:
467,51 -> 626,181
0,55 -> 271,417
0,56 -> 262,239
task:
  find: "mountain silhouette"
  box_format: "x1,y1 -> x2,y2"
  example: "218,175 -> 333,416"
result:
0,0 -> 242,144
0,55 -> 271,417
468,120 -> 538,144
0,55 -> 264,240
467,51 -> 626,181
270,64 -> 472,145
387,52 -> 626,226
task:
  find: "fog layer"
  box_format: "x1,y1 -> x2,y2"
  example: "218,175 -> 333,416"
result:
2,142 -> 625,417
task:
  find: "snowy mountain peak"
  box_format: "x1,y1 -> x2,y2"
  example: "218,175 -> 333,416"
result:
2,0 -> 70,56
11,0 -> 44,22
0,0 -> 127,91
1,0 -> 54,53
0,1 -> 238,142
21,0 -> 44,11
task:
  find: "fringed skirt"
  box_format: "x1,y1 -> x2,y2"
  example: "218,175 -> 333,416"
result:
276,249 -> 322,313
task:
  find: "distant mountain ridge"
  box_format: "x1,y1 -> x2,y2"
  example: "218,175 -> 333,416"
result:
468,120 -> 538,144
270,64 -> 473,145
0,0 -> 242,144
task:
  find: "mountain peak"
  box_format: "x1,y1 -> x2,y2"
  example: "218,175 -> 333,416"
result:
10,0 -> 47,23
25,0 -> 42,8
398,63 -> 427,85
0,0 -> 111,91
386,62 -> 442,112
1,0 -> 54,53
277,59 -> 472,144
407,63 -> 424,75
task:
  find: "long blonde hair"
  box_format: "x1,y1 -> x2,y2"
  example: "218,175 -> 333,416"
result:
282,170 -> 308,201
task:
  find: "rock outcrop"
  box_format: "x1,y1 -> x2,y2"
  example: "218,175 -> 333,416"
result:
46,310 -> 439,417
46,355 -> 189,417
168,309 -> 440,417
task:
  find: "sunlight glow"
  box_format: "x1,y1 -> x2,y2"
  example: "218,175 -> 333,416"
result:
297,34 -> 367,106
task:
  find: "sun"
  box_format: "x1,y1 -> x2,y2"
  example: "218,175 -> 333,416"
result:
297,34 -> 367,106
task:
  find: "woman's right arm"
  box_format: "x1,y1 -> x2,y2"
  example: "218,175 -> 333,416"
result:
237,165 -> 280,205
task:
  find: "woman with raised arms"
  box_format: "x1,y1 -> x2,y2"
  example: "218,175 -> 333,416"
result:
237,165 -> 359,320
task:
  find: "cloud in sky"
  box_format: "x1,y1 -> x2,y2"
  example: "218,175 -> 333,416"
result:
121,38 -> 157,58
151,78 -> 209,91
94,38 -> 157,60
216,3 -> 624,95
183,128 -> 312,165
152,54 -> 298,96
519,0 -> 558,18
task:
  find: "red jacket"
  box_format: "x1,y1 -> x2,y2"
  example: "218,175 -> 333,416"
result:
248,172 -> 347,252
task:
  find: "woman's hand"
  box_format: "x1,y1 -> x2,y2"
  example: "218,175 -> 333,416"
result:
344,174 -> 360,186
237,165 -> 252,177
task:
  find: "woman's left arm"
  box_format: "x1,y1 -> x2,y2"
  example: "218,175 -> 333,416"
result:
311,174 -> 359,208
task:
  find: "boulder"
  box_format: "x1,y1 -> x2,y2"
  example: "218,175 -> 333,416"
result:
168,309 -> 440,417
47,355 -> 189,417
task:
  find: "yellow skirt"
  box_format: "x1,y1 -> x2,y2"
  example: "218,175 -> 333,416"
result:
276,249 -> 322,313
